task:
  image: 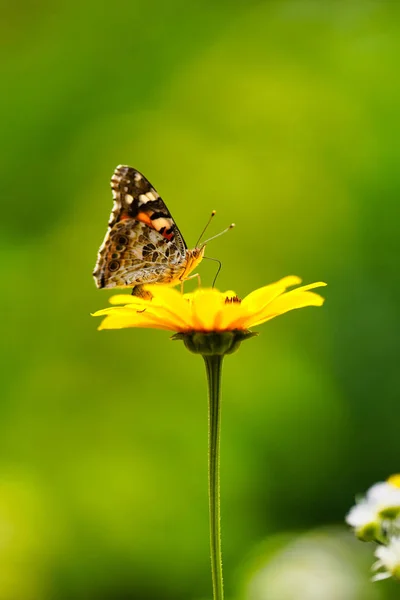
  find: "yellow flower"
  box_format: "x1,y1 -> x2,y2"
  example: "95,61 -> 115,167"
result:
92,275 -> 326,334
92,274 -> 326,599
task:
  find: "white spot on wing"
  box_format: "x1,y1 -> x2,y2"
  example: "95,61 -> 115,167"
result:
125,194 -> 134,204
152,217 -> 172,231
139,194 -> 149,204
146,191 -> 157,201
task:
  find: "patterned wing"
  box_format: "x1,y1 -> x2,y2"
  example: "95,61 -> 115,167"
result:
93,165 -> 187,289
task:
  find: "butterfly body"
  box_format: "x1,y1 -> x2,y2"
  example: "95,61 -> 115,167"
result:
93,165 -> 204,292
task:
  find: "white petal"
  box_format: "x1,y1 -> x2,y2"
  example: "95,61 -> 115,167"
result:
346,502 -> 378,527
371,571 -> 391,582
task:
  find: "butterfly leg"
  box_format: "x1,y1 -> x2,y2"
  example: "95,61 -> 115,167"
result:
183,273 -> 201,287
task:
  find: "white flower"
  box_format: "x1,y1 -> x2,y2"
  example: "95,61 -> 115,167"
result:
346,503 -> 379,529
372,537 -> 400,581
346,504 -> 380,542
346,477 -> 400,541
367,481 -> 400,517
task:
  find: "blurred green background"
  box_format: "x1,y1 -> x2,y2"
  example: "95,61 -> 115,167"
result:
2,1 -> 400,598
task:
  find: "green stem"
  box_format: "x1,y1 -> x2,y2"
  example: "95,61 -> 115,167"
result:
203,354 -> 224,600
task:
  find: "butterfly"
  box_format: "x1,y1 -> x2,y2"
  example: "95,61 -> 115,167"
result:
93,165 -> 205,297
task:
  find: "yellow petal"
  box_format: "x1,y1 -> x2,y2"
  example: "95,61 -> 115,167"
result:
106,285 -> 194,331
146,306 -> 192,331
93,304 -> 185,332
98,313 -> 174,331
97,306 -> 184,331
217,303 -> 249,330
110,287 -> 193,328
92,306 -> 139,317
145,285 -> 192,321
108,294 -> 149,306
245,290 -> 325,328
242,276 -> 303,311
191,289 -> 225,330
287,281 -> 327,293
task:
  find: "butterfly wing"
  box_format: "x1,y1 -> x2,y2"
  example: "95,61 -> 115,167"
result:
93,165 -> 187,289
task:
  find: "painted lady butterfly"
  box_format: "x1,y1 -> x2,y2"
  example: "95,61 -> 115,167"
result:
93,165 -> 205,297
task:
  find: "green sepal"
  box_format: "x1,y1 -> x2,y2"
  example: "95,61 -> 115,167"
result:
171,330 -> 258,356
379,506 -> 400,520
355,522 -> 381,543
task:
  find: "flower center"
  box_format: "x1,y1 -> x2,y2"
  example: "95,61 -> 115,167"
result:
225,295 -> 241,304
387,474 -> 400,489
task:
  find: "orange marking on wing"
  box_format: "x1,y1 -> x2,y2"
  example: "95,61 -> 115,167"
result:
137,212 -> 153,227
137,211 -> 174,240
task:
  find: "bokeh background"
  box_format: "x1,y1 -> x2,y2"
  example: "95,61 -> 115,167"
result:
2,1 -> 400,599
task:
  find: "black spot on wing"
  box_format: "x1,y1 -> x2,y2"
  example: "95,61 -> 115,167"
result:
150,211 -> 170,220
147,199 -> 172,214
127,198 -> 171,219
127,198 -> 142,218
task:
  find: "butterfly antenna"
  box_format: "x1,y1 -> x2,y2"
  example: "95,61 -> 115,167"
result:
196,210 -> 216,248
201,223 -> 235,248
203,256 -> 222,288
